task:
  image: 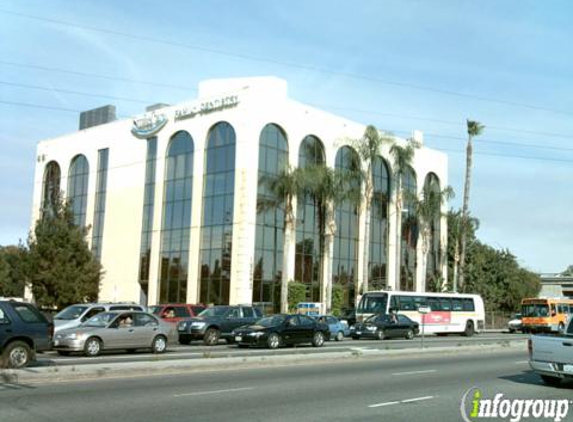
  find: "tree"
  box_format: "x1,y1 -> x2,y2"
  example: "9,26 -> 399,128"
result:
407,183 -> 454,292
389,141 -> 417,290
351,125 -> 392,295
0,245 -> 27,297
258,166 -> 302,313
458,119 -> 485,291
25,195 -> 102,309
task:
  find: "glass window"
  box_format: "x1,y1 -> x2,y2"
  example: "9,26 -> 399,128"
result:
397,315 -> 411,324
452,300 -> 463,311
299,315 -> 314,326
242,307 -> 254,318
41,161 -> 61,218
67,155 -> 89,227
134,313 -> 158,327
13,304 -> 45,323
398,296 -> 415,311
0,308 -> 10,324
439,298 -> 452,311
462,298 -> 475,312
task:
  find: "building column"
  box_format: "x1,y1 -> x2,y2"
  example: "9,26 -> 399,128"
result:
386,180 -> 399,291
186,146 -> 205,304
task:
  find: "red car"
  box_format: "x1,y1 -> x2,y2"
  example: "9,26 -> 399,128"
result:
149,304 -> 206,324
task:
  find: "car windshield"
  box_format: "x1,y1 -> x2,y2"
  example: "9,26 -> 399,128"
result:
365,315 -> 380,323
358,294 -> 387,314
256,315 -> 286,327
54,305 -> 89,320
198,307 -> 229,318
83,312 -> 117,327
521,304 -> 549,317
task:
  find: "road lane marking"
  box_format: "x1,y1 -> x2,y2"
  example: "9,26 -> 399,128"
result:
392,369 -> 436,376
174,387 -> 255,397
369,396 -> 435,408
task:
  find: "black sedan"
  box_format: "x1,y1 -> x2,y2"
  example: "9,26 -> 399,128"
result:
351,314 -> 419,340
232,314 -> 330,349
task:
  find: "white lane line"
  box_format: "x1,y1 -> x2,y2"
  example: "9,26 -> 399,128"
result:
401,395 -> 434,403
368,401 -> 400,408
392,369 -> 436,376
368,396 -> 435,408
53,352 -> 205,362
174,387 -> 255,397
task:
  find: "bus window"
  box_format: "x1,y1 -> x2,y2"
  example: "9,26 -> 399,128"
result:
398,296 -> 415,311
413,296 -> 427,310
428,298 -> 439,311
462,298 -> 475,312
452,299 -> 463,311
439,298 -> 452,311
390,296 -> 398,312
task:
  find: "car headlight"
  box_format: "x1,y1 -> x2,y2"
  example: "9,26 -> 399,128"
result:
63,332 -> 81,340
191,322 -> 206,329
248,332 -> 264,337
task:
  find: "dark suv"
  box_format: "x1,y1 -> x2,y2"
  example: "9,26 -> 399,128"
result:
0,300 -> 53,368
177,305 -> 263,345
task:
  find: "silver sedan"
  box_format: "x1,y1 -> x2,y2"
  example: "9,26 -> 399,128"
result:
52,311 -> 177,356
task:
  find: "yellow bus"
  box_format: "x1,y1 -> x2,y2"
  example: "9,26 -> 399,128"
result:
521,297 -> 573,333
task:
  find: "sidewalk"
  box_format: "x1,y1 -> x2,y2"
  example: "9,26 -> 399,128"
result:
1,339 -> 527,385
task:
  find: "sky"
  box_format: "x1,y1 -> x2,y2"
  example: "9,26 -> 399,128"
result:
1,0 -> 572,274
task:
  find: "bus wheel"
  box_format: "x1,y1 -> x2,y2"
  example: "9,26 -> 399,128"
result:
463,320 -> 475,337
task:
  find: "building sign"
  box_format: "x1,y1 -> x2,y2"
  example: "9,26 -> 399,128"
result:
131,113 -> 168,139
175,95 -> 239,121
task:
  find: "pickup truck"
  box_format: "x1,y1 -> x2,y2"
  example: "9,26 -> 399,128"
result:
529,316 -> 573,386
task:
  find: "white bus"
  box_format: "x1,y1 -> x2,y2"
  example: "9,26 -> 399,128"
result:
356,290 -> 485,336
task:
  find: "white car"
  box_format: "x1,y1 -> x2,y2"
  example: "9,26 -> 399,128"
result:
507,313 -> 522,333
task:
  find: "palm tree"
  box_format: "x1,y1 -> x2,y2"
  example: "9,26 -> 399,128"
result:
407,183 -> 454,292
458,119 -> 485,291
449,209 -> 480,292
257,166 -> 302,313
351,125 -> 392,295
389,141 -> 417,290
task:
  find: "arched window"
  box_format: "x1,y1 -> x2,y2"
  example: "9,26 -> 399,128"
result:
68,155 -> 89,227
369,156 -> 390,290
333,146 -> 360,308
253,124 -> 288,310
295,136 -> 325,301
424,173 -> 441,289
41,161 -> 61,217
159,131 -> 194,303
401,166 -> 417,291
200,122 -> 236,305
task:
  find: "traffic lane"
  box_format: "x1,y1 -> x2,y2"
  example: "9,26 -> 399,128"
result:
4,350 -> 565,422
34,333 -> 528,367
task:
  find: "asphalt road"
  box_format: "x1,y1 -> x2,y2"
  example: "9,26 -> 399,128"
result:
3,348 -> 571,422
34,332 -> 528,367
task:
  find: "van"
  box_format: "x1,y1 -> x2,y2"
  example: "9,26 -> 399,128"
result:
53,303 -> 146,334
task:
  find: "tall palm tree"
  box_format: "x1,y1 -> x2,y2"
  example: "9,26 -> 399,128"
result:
458,119 -> 485,291
389,141 -> 417,291
257,166 -> 302,313
407,183 -> 454,292
351,125 -> 392,295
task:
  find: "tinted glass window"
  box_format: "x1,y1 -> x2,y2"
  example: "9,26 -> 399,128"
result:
242,308 -> 254,318
397,315 -> 411,324
462,298 -> 475,312
438,298 -> 451,311
84,307 -> 105,320
0,307 -> 9,324
55,305 -> 89,320
135,313 -> 158,327
110,305 -> 143,311
299,315 -> 314,327
254,308 -> 263,318
13,304 -> 45,323
173,307 -> 190,317
452,300 -> 463,311
327,316 -> 338,324
228,308 -> 241,318
428,298 -> 439,311
398,296 -> 415,311
191,306 -> 205,316
412,296 -> 427,309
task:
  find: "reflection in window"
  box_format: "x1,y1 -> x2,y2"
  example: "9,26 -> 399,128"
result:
333,146 -> 360,308
200,122 -> 236,305
401,166 -> 417,291
68,155 -> 89,226
41,161 -> 61,218
91,149 -> 109,261
159,132 -> 193,303
369,156 -> 390,290
295,136 -> 325,302
253,124 -> 288,310
138,138 -> 157,303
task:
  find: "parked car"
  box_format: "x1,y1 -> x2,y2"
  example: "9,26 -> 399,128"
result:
177,305 -> 263,345
232,314 -> 330,349
149,303 -> 206,324
52,311 -> 177,357
53,303 -> 146,334
529,315 -> 573,386
0,300 -> 53,368
507,313 -> 522,333
351,314 -> 419,340
315,315 -> 349,341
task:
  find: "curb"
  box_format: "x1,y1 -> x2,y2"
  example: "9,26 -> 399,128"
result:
1,339 -> 527,384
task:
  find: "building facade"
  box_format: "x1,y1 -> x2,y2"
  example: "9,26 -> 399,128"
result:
31,77 -> 449,310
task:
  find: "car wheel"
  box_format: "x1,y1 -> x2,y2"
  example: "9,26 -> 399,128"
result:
375,329 -> 385,340
267,333 -> 280,349
463,320 -> 475,337
84,337 -> 102,357
3,341 -> 32,369
540,375 -> 561,387
152,336 -> 167,354
203,328 -> 220,346
57,351 -> 71,356
312,331 -> 325,347
335,331 -> 344,341
405,329 -> 414,340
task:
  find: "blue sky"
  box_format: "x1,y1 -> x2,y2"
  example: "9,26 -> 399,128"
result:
1,0 -> 572,273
